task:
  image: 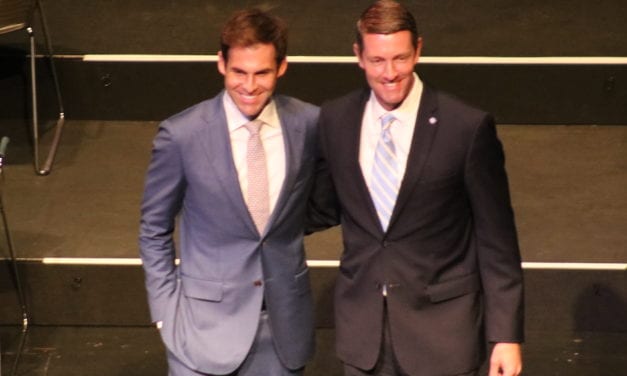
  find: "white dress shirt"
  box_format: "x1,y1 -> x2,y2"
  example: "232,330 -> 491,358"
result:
359,73 -> 423,194
223,93 -> 286,213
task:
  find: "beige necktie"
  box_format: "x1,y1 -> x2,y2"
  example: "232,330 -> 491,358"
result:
244,120 -> 269,233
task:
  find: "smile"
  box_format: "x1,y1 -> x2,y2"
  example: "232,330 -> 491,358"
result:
382,82 -> 400,89
239,93 -> 260,102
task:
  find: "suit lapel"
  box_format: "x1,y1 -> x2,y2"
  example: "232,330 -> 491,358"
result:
388,85 -> 439,229
341,91 -> 385,233
264,97 -> 304,235
200,92 -> 258,234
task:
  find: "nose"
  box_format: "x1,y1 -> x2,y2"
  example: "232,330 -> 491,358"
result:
243,74 -> 257,93
382,61 -> 398,81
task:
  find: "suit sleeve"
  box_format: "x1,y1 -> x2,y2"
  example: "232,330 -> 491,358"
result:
139,121 -> 186,322
464,115 -> 524,343
305,117 -> 341,233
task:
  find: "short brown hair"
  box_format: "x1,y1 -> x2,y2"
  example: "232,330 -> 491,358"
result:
220,8 -> 288,65
355,0 -> 419,51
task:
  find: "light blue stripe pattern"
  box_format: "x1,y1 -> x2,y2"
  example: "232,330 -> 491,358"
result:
371,113 -> 399,230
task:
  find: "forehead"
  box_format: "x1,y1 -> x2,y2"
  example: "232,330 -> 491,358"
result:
225,43 -> 278,65
360,30 -> 415,55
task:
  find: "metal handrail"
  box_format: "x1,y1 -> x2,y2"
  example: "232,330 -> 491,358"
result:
1,0 -> 65,176
29,0 -> 65,175
0,136 -> 30,376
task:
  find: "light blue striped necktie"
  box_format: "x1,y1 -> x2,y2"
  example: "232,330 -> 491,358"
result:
371,113 -> 399,231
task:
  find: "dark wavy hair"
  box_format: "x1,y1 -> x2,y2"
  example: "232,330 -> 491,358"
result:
220,8 -> 288,65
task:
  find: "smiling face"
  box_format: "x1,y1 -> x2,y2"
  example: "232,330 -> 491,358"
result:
354,31 -> 422,111
218,43 -> 287,119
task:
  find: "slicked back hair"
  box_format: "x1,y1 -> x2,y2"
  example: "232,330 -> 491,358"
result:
355,0 -> 419,52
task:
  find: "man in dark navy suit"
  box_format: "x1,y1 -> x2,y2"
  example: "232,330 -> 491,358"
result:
318,1 -> 524,375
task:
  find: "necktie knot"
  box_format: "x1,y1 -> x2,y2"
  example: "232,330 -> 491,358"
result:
380,113 -> 395,131
380,113 -> 395,143
244,119 -> 263,135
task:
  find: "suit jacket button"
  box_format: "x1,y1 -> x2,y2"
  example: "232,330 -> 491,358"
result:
253,280 -> 263,287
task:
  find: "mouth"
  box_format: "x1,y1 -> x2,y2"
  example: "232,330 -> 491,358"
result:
381,81 -> 401,91
239,93 -> 259,102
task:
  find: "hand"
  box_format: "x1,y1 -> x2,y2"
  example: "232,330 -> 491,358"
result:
489,342 -> 522,376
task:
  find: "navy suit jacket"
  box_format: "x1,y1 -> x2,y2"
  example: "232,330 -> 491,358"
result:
318,86 -> 524,375
139,92 -> 323,374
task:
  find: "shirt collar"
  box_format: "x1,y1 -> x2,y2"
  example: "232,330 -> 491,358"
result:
223,91 -> 280,132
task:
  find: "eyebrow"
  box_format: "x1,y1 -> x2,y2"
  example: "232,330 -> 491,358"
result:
230,67 -> 274,74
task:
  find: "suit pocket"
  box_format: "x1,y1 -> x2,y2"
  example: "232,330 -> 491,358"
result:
181,274 -> 224,302
426,273 -> 480,303
418,173 -> 462,191
293,267 -> 311,295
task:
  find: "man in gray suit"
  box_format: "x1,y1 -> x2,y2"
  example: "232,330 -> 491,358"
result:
139,8 -> 334,376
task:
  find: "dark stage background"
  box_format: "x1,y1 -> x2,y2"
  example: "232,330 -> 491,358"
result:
1,1 -> 626,375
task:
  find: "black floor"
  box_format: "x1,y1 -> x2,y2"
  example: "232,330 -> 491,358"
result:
2,326 -> 626,376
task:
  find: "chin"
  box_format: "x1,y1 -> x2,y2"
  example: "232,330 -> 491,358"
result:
379,98 -> 402,110
238,106 -> 261,118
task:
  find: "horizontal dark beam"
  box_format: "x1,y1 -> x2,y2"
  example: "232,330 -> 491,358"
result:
3,0 -> 626,57
1,58 -> 625,124
1,261 -> 625,331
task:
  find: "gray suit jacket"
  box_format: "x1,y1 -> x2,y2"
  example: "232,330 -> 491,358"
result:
139,91 -> 322,374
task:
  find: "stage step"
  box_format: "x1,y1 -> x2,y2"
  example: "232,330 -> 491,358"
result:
2,58 -> 625,124
1,325 -> 625,375
1,260 -> 626,331
1,0 -> 626,124
1,265 -> 625,376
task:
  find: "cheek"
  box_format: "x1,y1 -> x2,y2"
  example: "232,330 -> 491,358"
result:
401,63 -> 415,76
223,75 -> 238,89
259,77 -> 278,91
364,67 -> 381,80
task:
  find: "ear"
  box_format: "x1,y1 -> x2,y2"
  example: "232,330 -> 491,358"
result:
217,51 -> 226,75
414,37 -> 423,63
277,58 -> 288,78
353,43 -> 365,69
